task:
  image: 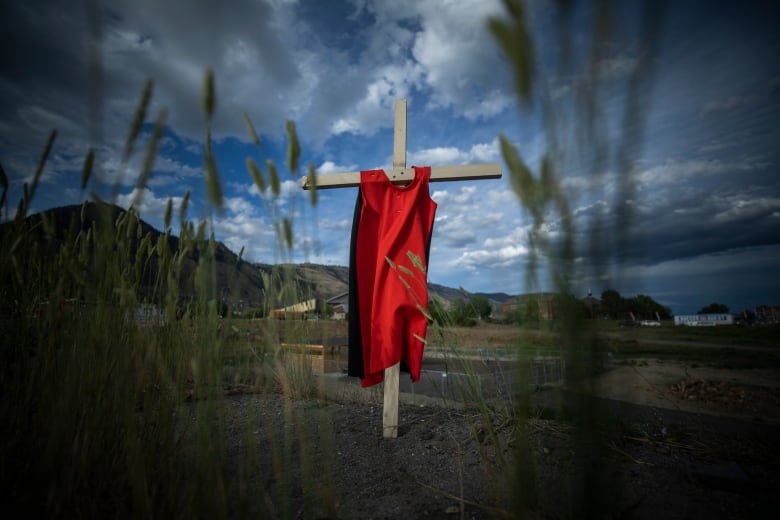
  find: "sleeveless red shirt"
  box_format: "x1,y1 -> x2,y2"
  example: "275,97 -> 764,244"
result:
353,166 -> 437,387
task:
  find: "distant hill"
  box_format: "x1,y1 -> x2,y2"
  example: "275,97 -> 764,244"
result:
251,263 -> 514,310
3,202 -> 270,305
8,202 -> 517,312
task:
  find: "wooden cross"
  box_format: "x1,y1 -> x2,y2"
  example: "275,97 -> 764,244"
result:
303,99 -> 501,438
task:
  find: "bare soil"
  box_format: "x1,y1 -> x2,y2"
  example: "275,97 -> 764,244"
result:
212,356 -> 780,519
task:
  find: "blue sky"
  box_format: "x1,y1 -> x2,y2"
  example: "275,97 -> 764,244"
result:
1,0 -> 778,314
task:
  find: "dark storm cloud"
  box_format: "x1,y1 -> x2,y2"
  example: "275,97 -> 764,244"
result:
568,171 -> 780,269
0,2 -> 95,154
101,0 -> 304,138
1,0 -> 307,152
0,2 -> 91,90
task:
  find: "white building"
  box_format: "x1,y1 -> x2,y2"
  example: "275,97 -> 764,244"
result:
673,313 -> 734,326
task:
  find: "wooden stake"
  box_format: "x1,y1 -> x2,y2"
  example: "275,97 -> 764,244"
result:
300,99 -> 501,438
393,98 -> 406,169
381,100 -> 408,438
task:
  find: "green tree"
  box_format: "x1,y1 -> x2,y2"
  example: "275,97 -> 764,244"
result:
600,289 -> 624,319
630,294 -> 672,320
698,302 -> 729,314
522,298 -> 541,327
469,294 -> 492,320
556,292 -> 585,320
449,298 -> 477,327
428,296 -> 450,326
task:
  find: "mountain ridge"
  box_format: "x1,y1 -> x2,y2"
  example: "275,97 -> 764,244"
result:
9,202 -> 517,312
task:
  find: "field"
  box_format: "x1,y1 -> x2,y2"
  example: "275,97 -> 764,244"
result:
6,290 -> 779,518
217,318 -> 780,421
220,317 -> 780,367
205,318 -> 780,518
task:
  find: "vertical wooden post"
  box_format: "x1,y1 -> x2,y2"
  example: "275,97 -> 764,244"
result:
393,99 -> 407,169
301,99 -> 499,438
382,99 -> 406,439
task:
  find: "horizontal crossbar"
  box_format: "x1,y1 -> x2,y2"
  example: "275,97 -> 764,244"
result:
301,163 -> 502,190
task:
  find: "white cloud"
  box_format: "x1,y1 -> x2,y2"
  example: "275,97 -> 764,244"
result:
431,183 -> 522,252
469,139 -> 501,163
635,158 -> 759,186
100,0 -> 307,141
330,61 -> 424,136
317,217 -> 351,232
409,0 -> 509,117
695,140 -> 737,154
551,84 -> 571,100
328,0 -> 511,136
412,146 -> 462,165
596,57 -> 639,80
409,138 -> 500,166
317,160 -> 358,174
115,187 -> 184,228
208,192 -> 287,262
432,185 -> 477,205
711,194 -> 780,224
245,179 -> 301,205
450,243 -> 529,270
224,196 -> 257,216
17,105 -> 80,136
701,96 -> 749,115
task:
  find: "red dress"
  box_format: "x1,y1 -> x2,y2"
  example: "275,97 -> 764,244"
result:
352,166 -> 437,387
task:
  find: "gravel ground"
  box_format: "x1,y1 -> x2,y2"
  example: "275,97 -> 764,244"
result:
205,372 -> 780,519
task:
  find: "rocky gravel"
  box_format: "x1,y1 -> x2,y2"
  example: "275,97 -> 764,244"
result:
201,374 -> 780,519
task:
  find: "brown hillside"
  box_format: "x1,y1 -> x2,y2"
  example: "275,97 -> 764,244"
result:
9,202 -> 514,312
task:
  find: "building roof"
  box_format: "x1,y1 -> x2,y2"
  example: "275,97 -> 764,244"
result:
325,292 -> 349,305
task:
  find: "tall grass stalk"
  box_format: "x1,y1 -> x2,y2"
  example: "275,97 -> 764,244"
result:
0,71 -> 328,518
487,0 -> 665,517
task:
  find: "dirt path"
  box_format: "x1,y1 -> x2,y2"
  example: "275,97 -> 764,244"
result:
589,359 -> 780,424
624,336 -> 779,352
